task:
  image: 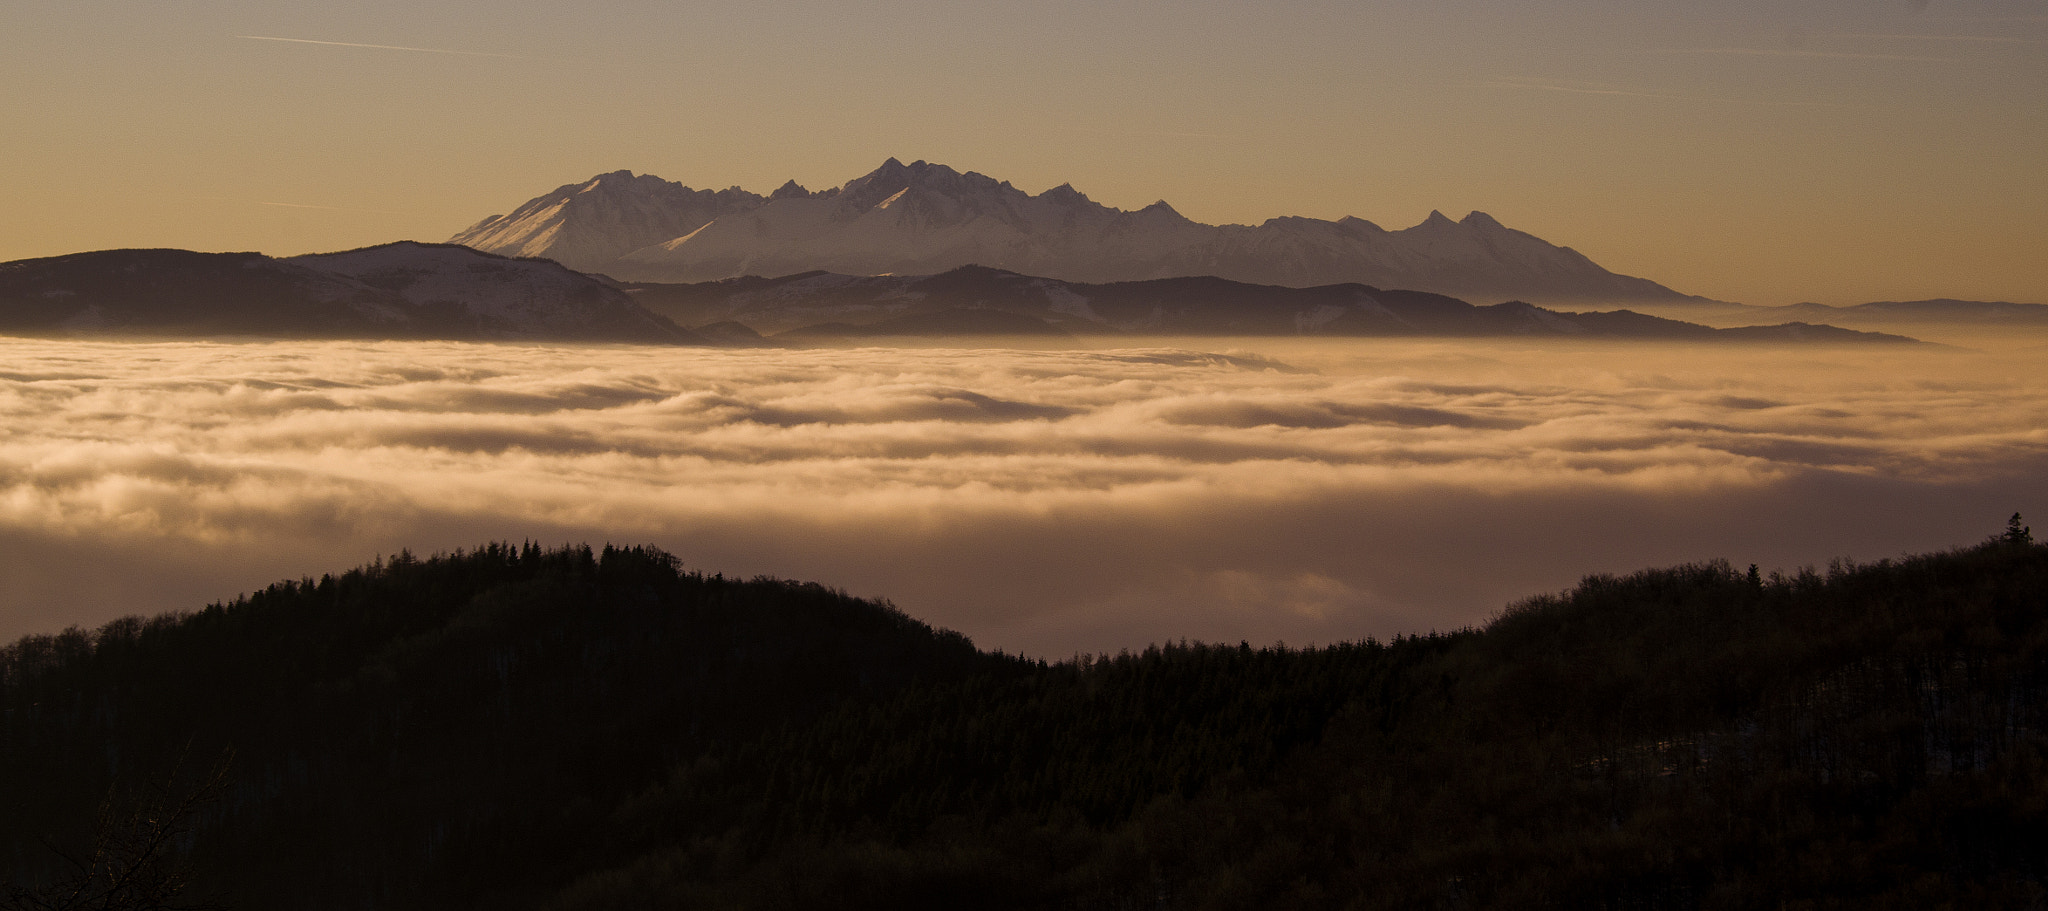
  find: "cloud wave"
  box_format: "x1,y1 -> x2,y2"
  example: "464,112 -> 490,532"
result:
2,337 -> 2045,657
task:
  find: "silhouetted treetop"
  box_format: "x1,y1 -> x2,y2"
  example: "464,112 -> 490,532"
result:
6,537 -> 2048,909
2003,511 -> 2034,545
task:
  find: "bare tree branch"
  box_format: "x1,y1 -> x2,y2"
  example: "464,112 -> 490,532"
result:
3,747 -> 232,911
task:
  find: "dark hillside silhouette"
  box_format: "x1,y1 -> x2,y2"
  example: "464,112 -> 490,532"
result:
621,265 -> 1918,342
0,545 -> 988,908
0,245 -> 702,343
5,529 -> 2048,908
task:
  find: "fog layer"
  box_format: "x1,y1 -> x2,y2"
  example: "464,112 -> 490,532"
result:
3,337 -> 2043,657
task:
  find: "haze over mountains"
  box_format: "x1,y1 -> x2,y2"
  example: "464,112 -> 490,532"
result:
1699,298 -> 2048,328
0,243 -> 701,343
7,156 -> 2031,345
0,244 -> 1909,345
624,266 -> 1913,345
452,159 -> 1698,305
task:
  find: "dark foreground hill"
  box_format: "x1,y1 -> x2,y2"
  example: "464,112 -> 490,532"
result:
5,534 -> 2048,909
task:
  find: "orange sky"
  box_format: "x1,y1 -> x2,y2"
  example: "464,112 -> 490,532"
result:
3,0 -> 2043,306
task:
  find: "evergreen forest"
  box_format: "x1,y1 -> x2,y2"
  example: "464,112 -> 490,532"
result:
4,527 -> 2047,909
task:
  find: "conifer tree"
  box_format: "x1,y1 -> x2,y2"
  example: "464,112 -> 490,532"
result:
2002,512 -> 2033,545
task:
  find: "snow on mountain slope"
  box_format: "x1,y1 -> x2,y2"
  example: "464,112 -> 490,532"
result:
449,171 -> 787,275
456,160 -> 1696,304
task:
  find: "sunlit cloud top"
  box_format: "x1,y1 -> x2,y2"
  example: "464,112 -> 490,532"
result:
3,336 -> 2045,657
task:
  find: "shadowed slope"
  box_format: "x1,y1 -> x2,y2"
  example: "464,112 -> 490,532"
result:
455,160 -> 1698,305
6,535 -> 2046,908
0,243 -> 705,343
623,265 -> 1916,343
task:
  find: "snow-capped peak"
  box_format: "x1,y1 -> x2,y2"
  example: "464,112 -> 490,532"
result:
455,159 -> 1693,304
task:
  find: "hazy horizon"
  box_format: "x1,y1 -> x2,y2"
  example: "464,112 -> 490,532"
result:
4,1 -> 2045,307
6,0 -> 2047,659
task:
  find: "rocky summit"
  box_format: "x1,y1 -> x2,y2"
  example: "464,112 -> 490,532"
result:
452,159 -> 1698,305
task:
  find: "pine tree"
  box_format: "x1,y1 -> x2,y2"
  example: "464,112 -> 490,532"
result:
2002,512 -> 2033,545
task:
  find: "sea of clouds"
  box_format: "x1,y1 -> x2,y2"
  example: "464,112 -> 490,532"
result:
3,335 -> 2045,657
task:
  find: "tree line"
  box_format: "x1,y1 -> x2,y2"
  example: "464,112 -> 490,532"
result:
4,528 -> 2047,909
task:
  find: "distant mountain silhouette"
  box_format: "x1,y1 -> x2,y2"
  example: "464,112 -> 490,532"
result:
0,243 -> 704,343
0,244 -> 1916,345
776,307 -> 1075,341
453,159 -> 1703,305
622,265 -> 1919,344
1766,298 -> 2048,325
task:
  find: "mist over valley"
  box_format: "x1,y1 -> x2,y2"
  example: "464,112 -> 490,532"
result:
10,0 -> 2048,900
3,333 -> 2042,658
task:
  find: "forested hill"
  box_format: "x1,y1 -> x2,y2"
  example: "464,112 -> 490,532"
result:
5,534 -> 2048,909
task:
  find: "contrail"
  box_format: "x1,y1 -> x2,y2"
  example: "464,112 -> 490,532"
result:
1468,79 -> 1838,108
1839,32 -> 2045,45
1652,47 -> 1958,63
1475,79 -> 1678,100
236,34 -> 527,59
187,195 -> 416,216
1058,125 -> 1238,141
257,201 -> 414,216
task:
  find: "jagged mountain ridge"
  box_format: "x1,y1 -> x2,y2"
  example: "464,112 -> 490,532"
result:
0,242 -> 704,343
452,159 -> 1697,304
622,265 -> 1916,344
450,172 -> 793,271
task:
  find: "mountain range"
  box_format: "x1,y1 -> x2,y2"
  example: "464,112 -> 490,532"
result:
621,265 -> 1915,344
0,244 -> 1913,345
451,159 -> 1700,305
1767,298 -> 2048,326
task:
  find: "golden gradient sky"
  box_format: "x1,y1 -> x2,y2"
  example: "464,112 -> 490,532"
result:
3,0 -> 2044,306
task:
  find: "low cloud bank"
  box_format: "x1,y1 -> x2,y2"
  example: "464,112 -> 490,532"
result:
2,337 -> 2044,657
